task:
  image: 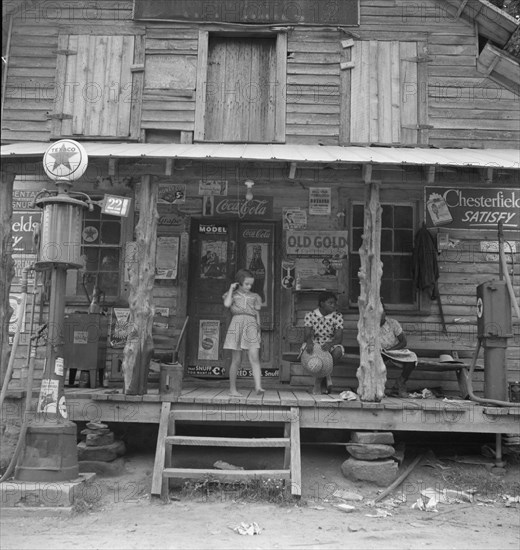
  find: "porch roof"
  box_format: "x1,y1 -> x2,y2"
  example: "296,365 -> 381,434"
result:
1,142 -> 519,170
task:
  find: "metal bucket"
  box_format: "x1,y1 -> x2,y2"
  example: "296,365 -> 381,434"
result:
160,362 -> 184,401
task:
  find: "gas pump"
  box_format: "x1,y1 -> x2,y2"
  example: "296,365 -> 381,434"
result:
476,280 -> 513,401
14,140 -> 92,482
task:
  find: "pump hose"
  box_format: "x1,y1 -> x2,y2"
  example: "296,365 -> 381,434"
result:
465,337 -> 518,408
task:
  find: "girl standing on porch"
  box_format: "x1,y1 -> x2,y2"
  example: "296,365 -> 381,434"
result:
223,269 -> 265,397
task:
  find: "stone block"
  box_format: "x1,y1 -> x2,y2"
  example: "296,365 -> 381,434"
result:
86,432 -> 115,447
350,431 -> 394,445
0,473 -> 96,508
80,428 -> 111,436
345,443 -> 395,460
77,440 -> 125,462
341,457 -> 398,487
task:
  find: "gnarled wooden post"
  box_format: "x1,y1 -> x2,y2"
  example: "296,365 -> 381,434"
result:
0,168 -> 15,380
123,175 -> 158,395
356,181 -> 386,402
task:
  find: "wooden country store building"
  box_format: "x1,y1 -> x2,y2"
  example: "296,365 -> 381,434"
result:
1,0 -> 520,495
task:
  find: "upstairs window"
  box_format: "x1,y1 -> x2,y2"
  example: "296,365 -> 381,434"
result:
195,32 -> 286,142
350,204 -> 416,307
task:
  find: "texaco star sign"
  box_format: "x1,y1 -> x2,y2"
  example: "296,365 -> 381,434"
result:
43,139 -> 88,182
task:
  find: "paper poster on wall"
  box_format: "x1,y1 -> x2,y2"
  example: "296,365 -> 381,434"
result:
153,307 -> 170,328
294,258 -> 341,289
200,240 -> 227,278
426,192 -> 453,226
110,308 -> 134,348
198,320 -> 220,361
309,188 -> 331,215
8,294 -> 25,334
199,180 -> 228,196
283,207 -> 307,230
158,184 -> 186,204
156,236 -> 179,279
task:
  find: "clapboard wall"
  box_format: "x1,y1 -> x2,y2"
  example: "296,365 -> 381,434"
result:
2,0 -> 519,147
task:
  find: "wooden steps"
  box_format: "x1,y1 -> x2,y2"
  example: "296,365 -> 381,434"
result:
151,402 -> 302,501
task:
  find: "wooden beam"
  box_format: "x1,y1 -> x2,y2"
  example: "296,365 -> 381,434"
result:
0,168 -> 16,382
122,175 -> 158,395
165,159 -> 173,176
341,38 -> 354,49
108,158 -> 117,177
427,165 -> 436,185
340,61 -> 355,70
362,164 -> 373,184
486,167 -> 494,183
180,131 -> 193,144
288,162 -> 297,180
356,182 -> 386,403
455,0 -> 470,18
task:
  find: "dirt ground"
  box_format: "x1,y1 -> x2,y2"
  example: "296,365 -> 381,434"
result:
1,435 -> 519,550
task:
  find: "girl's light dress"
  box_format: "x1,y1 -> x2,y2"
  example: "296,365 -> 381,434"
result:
223,290 -> 262,350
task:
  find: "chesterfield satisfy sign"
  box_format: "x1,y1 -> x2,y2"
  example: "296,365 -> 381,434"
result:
133,0 -> 359,25
425,187 -> 520,230
214,196 -> 273,219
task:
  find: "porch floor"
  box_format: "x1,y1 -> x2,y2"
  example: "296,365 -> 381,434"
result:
63,380 -> 520,434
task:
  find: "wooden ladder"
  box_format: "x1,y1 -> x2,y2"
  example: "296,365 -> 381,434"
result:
151,403 -> 301,500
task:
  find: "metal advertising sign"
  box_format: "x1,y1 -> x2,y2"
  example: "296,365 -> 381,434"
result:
425,187 -> 520,230
286,231 -> 349,257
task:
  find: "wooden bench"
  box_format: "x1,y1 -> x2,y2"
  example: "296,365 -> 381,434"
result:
281,348 -> 482,398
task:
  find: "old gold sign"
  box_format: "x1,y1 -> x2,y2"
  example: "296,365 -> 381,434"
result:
286,231 -> 348,257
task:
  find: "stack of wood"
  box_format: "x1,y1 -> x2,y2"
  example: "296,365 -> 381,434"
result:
341,431 -> 398,487
77,422 -> 126,476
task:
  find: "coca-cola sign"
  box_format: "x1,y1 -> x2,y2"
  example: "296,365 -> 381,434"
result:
214,196 -> 273,219
242,228 -> 272,239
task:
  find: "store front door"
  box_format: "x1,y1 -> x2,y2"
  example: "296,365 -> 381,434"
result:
186,219 -> 279,380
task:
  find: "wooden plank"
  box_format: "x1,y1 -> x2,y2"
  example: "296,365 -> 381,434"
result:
71,34 -> 90,136
290,406 -> 302,497
129,35 -> 144,139
150,402 -> 171,498
400,41 -> 418,144
275,32 -> 287,143
87,35 -> 107,136
194,30 -> 209,141
53,34 -> 69,136
166,436 -> 290,447
117,35 -> 134,136
378,41 -> 392,143
369,40 -> 379,143
339,39 -> 352,145
163,468 -> 290,480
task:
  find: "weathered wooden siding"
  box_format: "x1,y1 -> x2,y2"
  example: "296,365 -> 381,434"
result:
2,0 -> 518,148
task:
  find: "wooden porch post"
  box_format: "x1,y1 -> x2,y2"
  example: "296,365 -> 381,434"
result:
122,175 -> 158,395
356,181 -> 386,402
0,168 -> 15,382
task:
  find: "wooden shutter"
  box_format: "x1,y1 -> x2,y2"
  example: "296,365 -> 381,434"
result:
53,35 -> 137,138
349,41 -> 428,145
196,35 -> 285,143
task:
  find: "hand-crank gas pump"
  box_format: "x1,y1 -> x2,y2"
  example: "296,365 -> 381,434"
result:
15,140 -> 92,482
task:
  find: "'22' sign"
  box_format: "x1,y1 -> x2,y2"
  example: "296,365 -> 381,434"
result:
102,195 -> 132,217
